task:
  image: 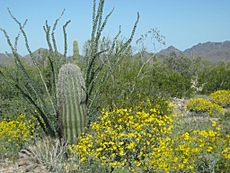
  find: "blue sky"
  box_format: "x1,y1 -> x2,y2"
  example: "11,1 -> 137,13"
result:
0,0 -> 230,55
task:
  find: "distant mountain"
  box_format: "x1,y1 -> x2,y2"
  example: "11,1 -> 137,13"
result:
134,50 -> 154,58
1,41 -> 230,64
156,41 -> 230,62
24,48 -> 52,64
184,41 -> 230,61
157,46 -> 184,57
0,48 -> 62,65
0,48 -> 74,65
0,53 -> 12,65
24,48 -> 49,59
24,48 -> 66,65
0,53 -> 24,65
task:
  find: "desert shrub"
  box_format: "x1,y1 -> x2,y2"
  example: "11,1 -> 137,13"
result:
173,114 -> 230,172
70,100 -> 230,172
96,57 -> 193,113
220,109 -> 230,136
138,60 -> 193,98
199,62 -> 230,94
0,63 -> 46,119
157,69 -> 192,98
209,90 -> 230,107
186,98 -> 224,116
0,114 -> 39,159
25,137 -> 68,172
171,127 -> 230,172
70,100 -> 174,172
164,55 -> 195,78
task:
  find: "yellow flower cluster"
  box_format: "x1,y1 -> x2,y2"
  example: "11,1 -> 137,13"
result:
186,97 -> 224,116
0,114 -> 36,151
222,147 -> 230,159
171,129 -> 229,172
143,121 -> 229,172
209,90 -> 230,107
70,102 -> 174,172
70,102 -> 230,172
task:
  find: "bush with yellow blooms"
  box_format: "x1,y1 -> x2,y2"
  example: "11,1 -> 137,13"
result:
70,101 -> 230,172
186,97 -> 224,116
209,90 -> 230,107
0,114 -> 38,158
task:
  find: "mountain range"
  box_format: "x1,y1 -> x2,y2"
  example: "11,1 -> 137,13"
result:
1,41 -> 230,64
157,40 -> 230,62
0,48 -> 64,65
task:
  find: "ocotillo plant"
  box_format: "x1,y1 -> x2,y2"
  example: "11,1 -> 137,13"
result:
0,9 -> 70,137
73,40 -> 80,64
84,0 -> 139,123
57,63 -> 87,144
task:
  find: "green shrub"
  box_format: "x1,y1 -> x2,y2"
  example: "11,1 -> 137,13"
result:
199,62 -> 230,94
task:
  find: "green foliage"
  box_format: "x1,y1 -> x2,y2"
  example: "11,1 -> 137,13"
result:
220,108 -> 230,136
199,62 -> 230,94
164,55 -> 193,78
0,63 -> 48,118
151,67 -> 192,98
57,63 -> 87,144
84,0 -> 139,122
95,56 -> 194,112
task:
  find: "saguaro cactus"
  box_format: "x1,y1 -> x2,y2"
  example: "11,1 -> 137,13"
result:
57,63 -> 87,144
73,40 -> 80,64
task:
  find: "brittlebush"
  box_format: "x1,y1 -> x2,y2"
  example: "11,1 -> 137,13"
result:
0,114 -> 37,156
186,97 -> 224,116
209,90 -> 230,107
70,101 -> 230,172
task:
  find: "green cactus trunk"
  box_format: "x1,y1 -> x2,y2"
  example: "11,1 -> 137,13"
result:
57,63 -> 87,144
73,40 -> 80,64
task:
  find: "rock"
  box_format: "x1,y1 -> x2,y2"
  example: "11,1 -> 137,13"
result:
18,159 -> 27,167
172,97 -> 189,116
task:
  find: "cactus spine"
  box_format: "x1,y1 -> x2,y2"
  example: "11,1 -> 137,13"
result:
73,40 -> 80,64
57,63 -> 87,144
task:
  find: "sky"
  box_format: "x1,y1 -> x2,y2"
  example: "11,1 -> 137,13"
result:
0,0 -> 230,56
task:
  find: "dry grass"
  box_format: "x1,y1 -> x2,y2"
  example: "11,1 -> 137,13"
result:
25,137 -> 68,172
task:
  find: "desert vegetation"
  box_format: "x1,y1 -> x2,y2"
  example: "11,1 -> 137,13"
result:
0,0 -> 230,172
